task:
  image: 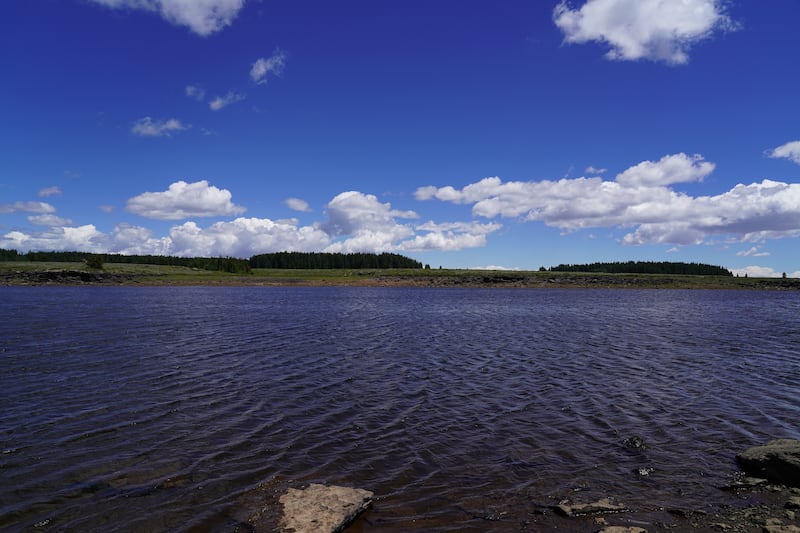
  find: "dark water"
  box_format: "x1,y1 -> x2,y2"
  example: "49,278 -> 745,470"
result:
1,287 -> 798,531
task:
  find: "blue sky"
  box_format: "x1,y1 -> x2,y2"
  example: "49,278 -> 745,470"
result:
1,0 -> 799,276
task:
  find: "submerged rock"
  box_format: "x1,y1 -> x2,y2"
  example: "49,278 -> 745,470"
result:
554,497 -> 630,517
736,439 -> 800,487
622,436 -> 646,449
278,483 -> 374,533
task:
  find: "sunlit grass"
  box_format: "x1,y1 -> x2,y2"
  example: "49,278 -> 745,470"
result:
1,261 -> 796,289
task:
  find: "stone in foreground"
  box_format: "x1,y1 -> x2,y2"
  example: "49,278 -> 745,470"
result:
554,497 -> 630,517
279,483 -> 374,532
736,439 -> 800,488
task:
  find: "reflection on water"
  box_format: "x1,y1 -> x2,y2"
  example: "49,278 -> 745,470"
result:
1,287 -> 798,531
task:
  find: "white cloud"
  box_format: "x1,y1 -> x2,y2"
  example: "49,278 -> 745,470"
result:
730,266 -> 791,278
4,186 -> 499,257
318,191 -> 497,253
285,197 -> 312,212
89,0 -> 245,36
28,214 -> 73,227
736,246 -> 770,257
2,225 -> 107,253
38,186 -> 62,197
322,191 -> 417,252
131,117 -> 189,137
251,49 -> 287,84
585,166 -> 607,175
553,0 -> 735,65
99,204 -> 115,213
169,218 -> 330,257
768,140 -> 800,165
401,220 -> 502,252
126,180 -> 246,220
469,265 -> 521,271
615,153 -> 714,187
209,91 -> 246,111
0,201 -> 56,214
417,153 -> 800,247
185,84 -> 206,101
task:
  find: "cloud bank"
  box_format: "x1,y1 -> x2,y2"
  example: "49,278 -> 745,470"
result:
3,151 -> 798,270
416,152 -> 800,246
553,0 -> 735,64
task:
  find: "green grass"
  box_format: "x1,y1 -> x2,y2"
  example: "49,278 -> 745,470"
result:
1,261 -> 798,289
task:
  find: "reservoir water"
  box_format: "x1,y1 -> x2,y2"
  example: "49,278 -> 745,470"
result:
1,287 -> 798,531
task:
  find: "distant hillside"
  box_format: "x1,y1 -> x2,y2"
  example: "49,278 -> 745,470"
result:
548,261 -> 732,276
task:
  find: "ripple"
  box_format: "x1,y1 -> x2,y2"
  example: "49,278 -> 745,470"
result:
1,287 -> 798,531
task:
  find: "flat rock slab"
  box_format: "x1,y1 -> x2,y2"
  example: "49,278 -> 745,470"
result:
279,483 -> 374,533
736,439 -> 800,487
554,497 -> 630,517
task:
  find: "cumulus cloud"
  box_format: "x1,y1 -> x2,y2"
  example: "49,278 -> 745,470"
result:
251,49 -> 287,84
416,153 -> 800,247
768,140 -> 800,165
209,91 -> 246,111
169,218 -> 331,257
615,153 -> 714,187
285,197 -> 312,212
399,221 -> 503,252
0,201 -> 56,214
38,186 -> 62,197
322,191 -> 417,252
318,191 -> 498,253
131,117 -> 189,137
5,185 -> 498,258
553,0 -> 735,65
2,225 -> 107,253
126,180 -> 246,220
89,0 -> 245,36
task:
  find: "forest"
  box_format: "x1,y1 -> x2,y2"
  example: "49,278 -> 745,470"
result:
0,249 -> 422,272
248,251 -> 423,269
547,261 -> 733,276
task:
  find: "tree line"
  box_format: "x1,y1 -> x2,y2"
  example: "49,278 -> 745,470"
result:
0,249 -> 252,274
0,249 -> 423,272
249,251 -> 423,269
546,261 -> 732,276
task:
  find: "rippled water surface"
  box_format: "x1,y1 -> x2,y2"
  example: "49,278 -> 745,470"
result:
1,287 -> 798,531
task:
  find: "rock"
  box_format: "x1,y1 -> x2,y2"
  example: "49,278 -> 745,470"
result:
596,527 -> 646,533
623,436 -> 646,449
278,483 -> 374,533
763,525 -> 800,533
555,498 -> 630,517
736,439 -> 800,487
786,497 -> 800,510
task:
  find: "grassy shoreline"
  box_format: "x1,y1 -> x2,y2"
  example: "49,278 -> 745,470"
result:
2,261 -> 799,289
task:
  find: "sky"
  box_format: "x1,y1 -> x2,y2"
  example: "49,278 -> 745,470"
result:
1,0 -> 799,276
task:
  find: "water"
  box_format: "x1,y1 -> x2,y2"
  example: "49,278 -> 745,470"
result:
1,287 -> 798,531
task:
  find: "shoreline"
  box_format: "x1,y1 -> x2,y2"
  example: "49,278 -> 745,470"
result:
2,265 -> 800,290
